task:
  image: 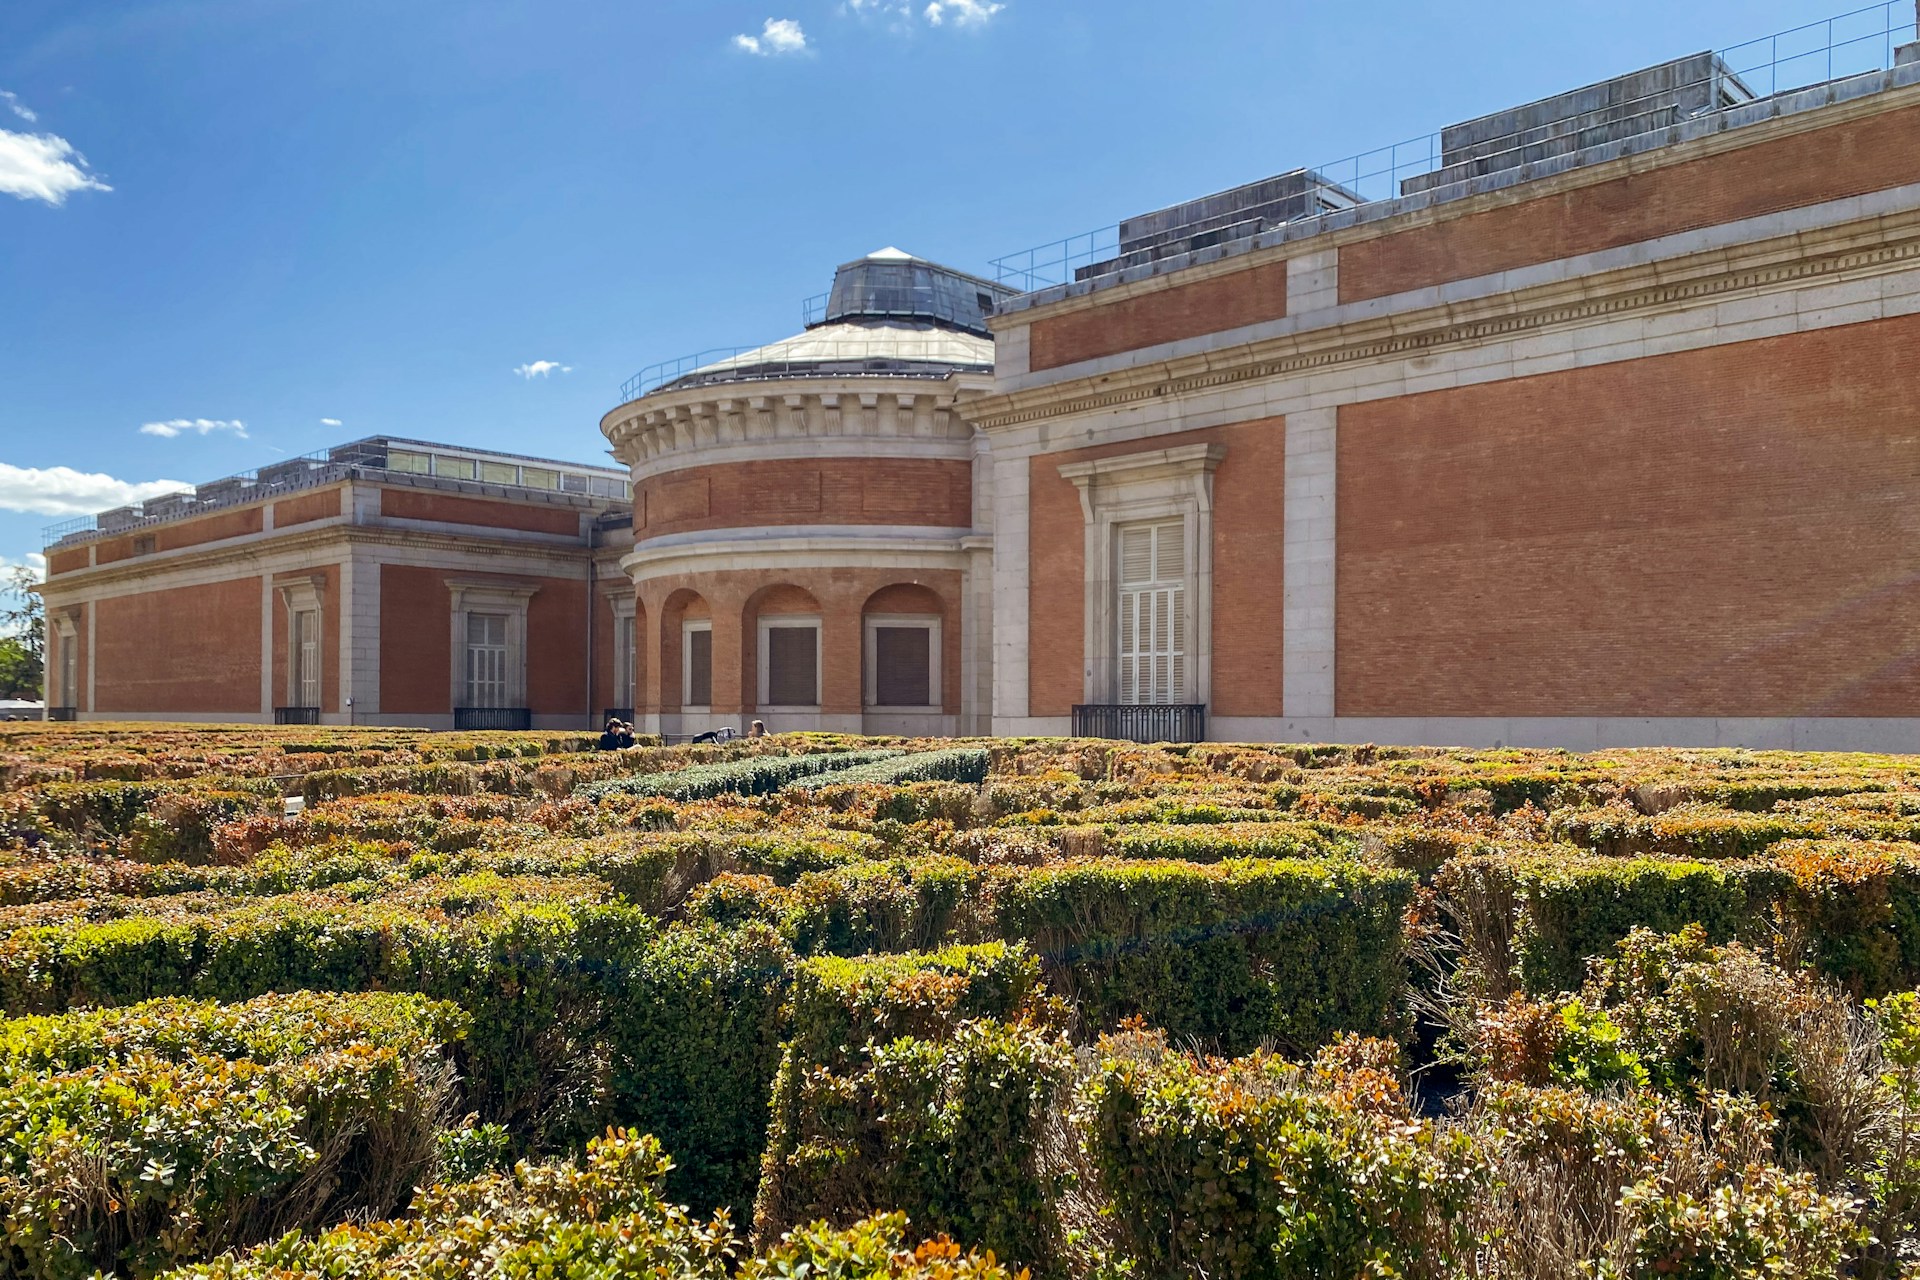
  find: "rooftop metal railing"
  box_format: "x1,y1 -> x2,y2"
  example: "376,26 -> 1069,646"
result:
989,1 -> 1919,293
616,334 -> 997,404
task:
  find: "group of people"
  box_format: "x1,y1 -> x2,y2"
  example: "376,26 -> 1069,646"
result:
597,716 -> 767,751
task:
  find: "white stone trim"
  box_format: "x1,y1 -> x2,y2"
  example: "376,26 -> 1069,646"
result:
1057,443 -> 1224,706
864,613 -> 942,710
990,454 -> 1030,722
623,529 -> 975,581
757,613 -> 823,711
1282,410 -> 1336,719
49,612 -> 78,710
627,437 -> 976,485
1208,717 -> 1920,753
276,574 -> 327,709
681,619 -> 713,712
445,577 -> 540,710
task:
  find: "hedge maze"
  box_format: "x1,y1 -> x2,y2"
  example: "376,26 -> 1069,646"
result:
3,723 -> 1920,1276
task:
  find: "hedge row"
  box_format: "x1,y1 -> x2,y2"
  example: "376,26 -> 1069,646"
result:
782,748 -> 991,791
577,749 -> 904,803
1436,841 -> 1920,996
0,991 -> 463,1279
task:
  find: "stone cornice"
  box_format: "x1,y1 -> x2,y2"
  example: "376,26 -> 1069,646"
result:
599,373 -> 994,474
969,211 -> 1920,432
37,524 -> 596,598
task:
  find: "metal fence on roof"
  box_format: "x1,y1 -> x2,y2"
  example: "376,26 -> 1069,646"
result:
988,1 -> 1919,293
617,335 -> 996,404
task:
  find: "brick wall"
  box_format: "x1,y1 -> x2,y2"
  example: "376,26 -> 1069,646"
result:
378,565 -> 451,715
46,547 -> 88,577
1337,312 -> 1920,717
94,506 -> 265,565
93,578 -> 262,714
379,489 -> 584,537
1340,101 -> 1920,304
1026,419 -> 1287,718
527,577 -> 588,716
635,457 -> 971,540
273,487 -> 344,529
1028,260 -> 1290,372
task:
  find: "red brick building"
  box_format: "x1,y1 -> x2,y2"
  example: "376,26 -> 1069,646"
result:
40,20 -> 1920,748
38,439 -> 635,730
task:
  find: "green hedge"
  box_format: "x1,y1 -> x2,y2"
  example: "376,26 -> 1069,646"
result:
576,749 -> 903,803
993,857 -> 1414,1052
1080,1033 -> 1471,1279
782,748 -> 990,791
1058,820 -> 1345,863
1771,840 -> 1920,995
1547,802 -> 1826,860
0,991 -> 463,1279
756,944 -> 1067,1273
1436,852 -> 1786,995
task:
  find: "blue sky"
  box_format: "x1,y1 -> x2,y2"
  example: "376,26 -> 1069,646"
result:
2,0 -> 1910,575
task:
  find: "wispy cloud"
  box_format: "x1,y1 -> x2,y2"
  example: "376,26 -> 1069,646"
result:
845,0 -> 1002,29
0,128 -> 110,206
733,17 -> 808,54
923,0 -> 1003,26
139,418 -> 247,439
0,463 -> 190,518
320,417 -> 342,427
0,91 -> 37,123
513,360 -> 573,379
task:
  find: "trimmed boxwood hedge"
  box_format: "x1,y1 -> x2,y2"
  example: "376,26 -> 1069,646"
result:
576,749 -> 903,803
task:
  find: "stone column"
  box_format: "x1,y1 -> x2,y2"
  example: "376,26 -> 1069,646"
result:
1282,408 -> 1337,736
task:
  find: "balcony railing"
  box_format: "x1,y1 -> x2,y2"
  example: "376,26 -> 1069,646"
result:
45,707 -> 78,723
1073,704 -> 1207,744
274,707 -> 322,726
455,707 -> 533,732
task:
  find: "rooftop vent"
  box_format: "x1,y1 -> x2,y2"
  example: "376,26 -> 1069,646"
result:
140,492 -> 195,521
195,477 -> 253,505
1399,52 -> 1756,197
97,506 -> 141,532
256,459 -> 320,489
1073,168 -> 1364,282
816,249 -> 1020,337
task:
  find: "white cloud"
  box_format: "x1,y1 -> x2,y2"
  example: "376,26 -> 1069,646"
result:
512,360 -> 573,379
320,418 -> 342,427
924,0 -> 1003,25
733,17 -> 808,54
0,553 -> 47,579
138,418 -> 247,439
0,463 -> 190,518
0,128 -> 110,206
0,91 -> 36,123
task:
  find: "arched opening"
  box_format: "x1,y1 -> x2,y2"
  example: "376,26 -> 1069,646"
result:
743,583 -> 824,713
660,588 -> 712,715
861,582 -> 955,737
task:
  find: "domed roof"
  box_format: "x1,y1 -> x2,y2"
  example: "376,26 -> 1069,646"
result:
655,250 -> 1018,396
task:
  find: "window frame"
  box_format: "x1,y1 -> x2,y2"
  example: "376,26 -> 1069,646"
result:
863,613 -> 942,710
445,577 -> 539,712
277,576 -> 327,712
681,619 -> 714,712
757,614 -> 823,711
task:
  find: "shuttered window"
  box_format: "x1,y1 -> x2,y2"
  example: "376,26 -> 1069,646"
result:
291,609 -> 321,708
1117,520 -> 1187,705
464,613 -> 510,708
766,625 -> 819,707
685,625 -> 712,708
873,626 -> 932,707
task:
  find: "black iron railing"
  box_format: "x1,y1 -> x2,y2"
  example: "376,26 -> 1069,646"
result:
45,707 -> 78,723
455,707 -> 533,732
274,707 -> 322,726
1072,704 -> 1207,744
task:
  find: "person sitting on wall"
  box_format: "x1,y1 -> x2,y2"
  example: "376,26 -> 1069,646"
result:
599,718 -> 635,751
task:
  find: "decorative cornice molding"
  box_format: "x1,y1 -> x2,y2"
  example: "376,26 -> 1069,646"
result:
970,220 -> 1920,432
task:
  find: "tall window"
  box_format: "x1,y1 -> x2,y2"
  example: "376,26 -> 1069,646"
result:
614,614 -> 637,710
683,621 -> 713,709
760,618 -> 820,708
866,615 -> 940,709
1117,520 -> 1187,705
465,613 -> 510,708
58,631 -> 76,709
291,609 -> 321,708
